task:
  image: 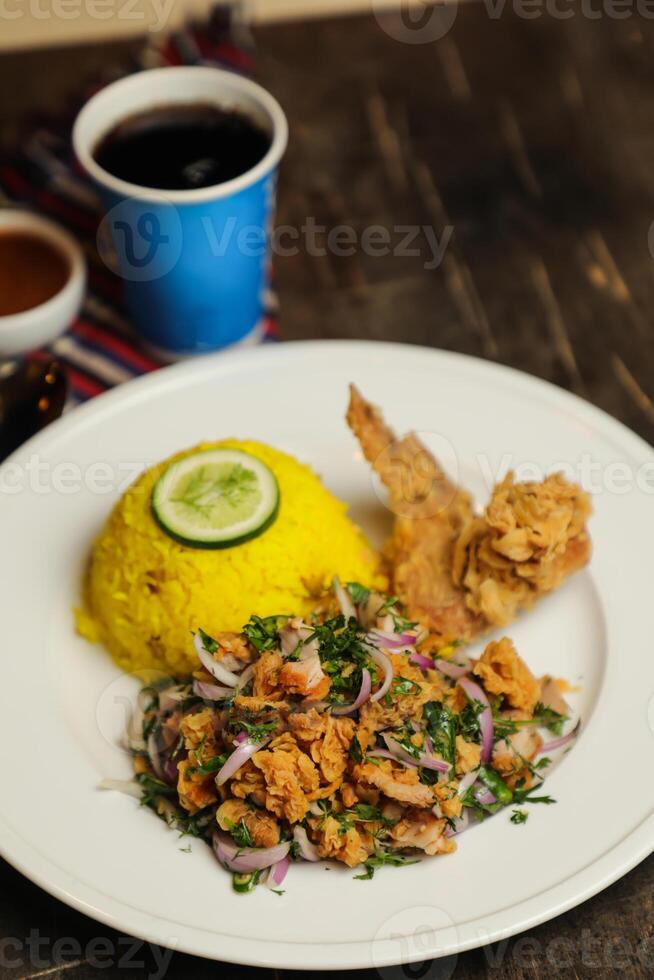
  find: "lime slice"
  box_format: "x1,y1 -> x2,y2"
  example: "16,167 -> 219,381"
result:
151,448 -> 279,548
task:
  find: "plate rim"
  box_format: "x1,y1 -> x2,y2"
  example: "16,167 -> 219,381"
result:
1,339 -> 653,969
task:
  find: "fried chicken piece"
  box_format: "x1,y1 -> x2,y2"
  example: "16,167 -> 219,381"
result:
390,808 -> 454,856
355,760 -> 435,808
228,759 -> 267,808
453,473 -> 591,627
177,758 -> 217,813
309,715 -> 355,783
347,386 -> 591,642
287,709 -> 328,745
358,653 -> 445,734
455,735 -> 481,776
278,631 -> 330,698
433,780 -> 463,820
491,709 -> 543,788
252,733 -> 320,823
216,799 -> 280,849
311,815 -> 376,867
252,649 -> 284,699
472,637 -> 541,713
347,385 -> 480,643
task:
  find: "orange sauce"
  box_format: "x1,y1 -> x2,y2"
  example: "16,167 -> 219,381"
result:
0,231 -> 70,316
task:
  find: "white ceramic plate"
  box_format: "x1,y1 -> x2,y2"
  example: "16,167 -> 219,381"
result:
1,341 -> 652,971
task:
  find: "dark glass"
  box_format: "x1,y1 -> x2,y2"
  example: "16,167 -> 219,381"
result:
0,360 -> 67,461
93,103 -> 271,191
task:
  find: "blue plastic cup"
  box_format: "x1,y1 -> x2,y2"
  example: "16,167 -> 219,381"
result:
73,67 -> 287,358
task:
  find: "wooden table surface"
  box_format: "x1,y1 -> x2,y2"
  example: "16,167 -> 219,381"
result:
1,4 -> 653,978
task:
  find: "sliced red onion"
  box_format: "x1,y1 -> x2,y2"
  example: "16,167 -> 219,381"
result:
220,652 -> 244,672
212,831 -> 290,873
215,736 -> 271,786
332,668 -> 372,716
162,756 -> 180,785
236,664 -> 255,690
234,731 -> 248,744
382,733 -> 451,773
293,826 -> 320,862
370,628 -> 416,649
158,684 -> 191,713
459,677 -> 494,764
431,802 -> 444,820
298,699 -> 331,713
457,769 -> 479,797
417,753 -> 451,774
424,732 -> 434,755
368,648 -> 394,703
99,778 -> 142,800
536,720 -> 580,756
474,786 -> 496,805
308,801 -> 325,817
445,809 -> 472,838
409,651 -> 435,670
147,731 -> 165,780
193,679 -> 234,701
126,697 -> 147,752
367,748 -> 418,768
435,658 -> 470,679
193,633 -> 240,687
333,577 -> 357,621
267,856 -> 290,889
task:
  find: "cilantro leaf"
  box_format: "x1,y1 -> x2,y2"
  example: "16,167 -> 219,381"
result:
242,615 -> 288,653
510,809 -> 529,825
197,627 -> 218,654
346,582 -> 371,604
354,851 -> 419,880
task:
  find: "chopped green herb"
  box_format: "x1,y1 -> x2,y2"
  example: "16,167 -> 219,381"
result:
135,772 -> 176,805
390,677 -> 422,698
243,615 -> 289,653
510,809 -> 529,825
197,627 -> 218,654
423,701 -> 457,766
346,582 -> 371,605
493,703 -> 568,741
185,753 -> 228,777
477,765 -> 513,805
173,808 -> 216,840
457,699 -> 484,743
354,851 -> 419,880
513,779 -> 556,806
349,734 -> 363,763
225,819 -> 254,849
239,720 -> 278,743
532,702 -> 568,735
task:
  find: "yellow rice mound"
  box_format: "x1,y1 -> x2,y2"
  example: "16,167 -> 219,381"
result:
76,439 -> 381,676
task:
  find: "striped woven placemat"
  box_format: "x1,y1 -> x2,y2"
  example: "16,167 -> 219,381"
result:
0,4 -> 280,405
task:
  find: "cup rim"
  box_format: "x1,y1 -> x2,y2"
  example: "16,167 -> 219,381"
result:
0,209 -> 86,332
72,66 -> 288,205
